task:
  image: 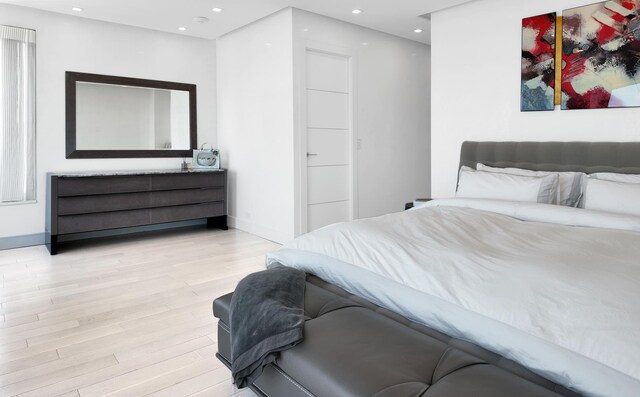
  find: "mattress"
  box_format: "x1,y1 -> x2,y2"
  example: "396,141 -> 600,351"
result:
266,198 -> 640,397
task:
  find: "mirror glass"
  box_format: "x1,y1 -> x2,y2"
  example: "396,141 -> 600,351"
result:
76,82 -> 191,151
66,71 -> 196,159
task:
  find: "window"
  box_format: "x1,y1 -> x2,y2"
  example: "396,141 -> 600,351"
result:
0,25 -> 36,204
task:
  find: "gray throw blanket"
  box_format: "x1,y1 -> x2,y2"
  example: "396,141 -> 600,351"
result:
230,266 -> 306,388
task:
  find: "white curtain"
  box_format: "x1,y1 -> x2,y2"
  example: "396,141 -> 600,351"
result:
0,25 -> 36,203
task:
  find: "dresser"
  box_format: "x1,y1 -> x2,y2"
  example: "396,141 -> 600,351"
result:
46,169 -> 227,255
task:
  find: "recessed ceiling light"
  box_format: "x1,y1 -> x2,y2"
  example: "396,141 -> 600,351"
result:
178,27 -> 187,31
71,7 -> 83,12
212,7 -> 223,13
193,16 -> 210,23
414,28 -> 424,33
352,9 -> 363,15
361,42 -> 369,46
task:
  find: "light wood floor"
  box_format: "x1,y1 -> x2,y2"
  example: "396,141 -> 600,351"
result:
0,227 -> 279,397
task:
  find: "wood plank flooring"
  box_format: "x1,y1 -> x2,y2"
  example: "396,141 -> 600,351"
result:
0,227 -> 279,396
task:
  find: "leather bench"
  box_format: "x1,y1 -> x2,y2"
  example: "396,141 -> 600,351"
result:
213,275 -> 581,397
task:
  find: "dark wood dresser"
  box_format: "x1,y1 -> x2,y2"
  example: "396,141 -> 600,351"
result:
46,169 -> 227,255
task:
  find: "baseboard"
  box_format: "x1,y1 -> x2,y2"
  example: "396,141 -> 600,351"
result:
0,233 -> 45,250
0,219 -> 208,251
227,215 -> 291,244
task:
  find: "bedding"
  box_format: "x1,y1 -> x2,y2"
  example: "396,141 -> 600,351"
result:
476,163 -> 583,207
590,172 -> 640,183
456,167 -> 558,204
581,177 -> 640,217
266,198 -> 640,397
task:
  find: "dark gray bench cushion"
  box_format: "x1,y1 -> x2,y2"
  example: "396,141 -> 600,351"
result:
213,275 -> 580,397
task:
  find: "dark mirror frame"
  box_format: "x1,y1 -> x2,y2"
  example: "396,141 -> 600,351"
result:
65,71 -> 197,159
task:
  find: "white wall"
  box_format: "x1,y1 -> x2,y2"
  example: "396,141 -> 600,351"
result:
217,8 -> 430,244
216,9 -> 295,244
0,4 -> 216,239
293,9 -> 431,223
431,0 -> 640,197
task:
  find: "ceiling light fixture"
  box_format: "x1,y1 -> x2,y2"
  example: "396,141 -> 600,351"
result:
71,7 -> 83,12
178,27 -> 187,31
414,28 -> 424,33
193,16 -> 210,23
212,7 -> 223,13
352,9 -> 363,15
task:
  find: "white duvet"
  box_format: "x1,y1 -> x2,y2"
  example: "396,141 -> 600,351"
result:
266,198 -> 640,397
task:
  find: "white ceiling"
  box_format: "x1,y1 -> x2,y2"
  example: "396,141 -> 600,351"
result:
1,0 -> 476,44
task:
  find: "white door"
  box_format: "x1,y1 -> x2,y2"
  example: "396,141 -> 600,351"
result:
305,50 -> 353,232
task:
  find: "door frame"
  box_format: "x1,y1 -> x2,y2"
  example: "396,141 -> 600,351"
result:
294,41 -> 359,235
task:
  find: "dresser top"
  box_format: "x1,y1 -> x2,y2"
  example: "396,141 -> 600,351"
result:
49,169 -> 225,178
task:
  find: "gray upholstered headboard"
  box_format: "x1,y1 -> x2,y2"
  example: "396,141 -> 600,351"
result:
460,141 -> 640,174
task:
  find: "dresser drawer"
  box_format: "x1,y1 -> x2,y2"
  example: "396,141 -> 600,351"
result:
151,188 -> 224,207
58,192 -> 151,215
151,172 -> 224,191
58,209 -> 151,234
151,202 -> 224,224
58,176 -> 152,196
57,188 -> 225,215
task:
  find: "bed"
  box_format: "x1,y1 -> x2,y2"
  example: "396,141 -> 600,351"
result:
214,141 -> 640,397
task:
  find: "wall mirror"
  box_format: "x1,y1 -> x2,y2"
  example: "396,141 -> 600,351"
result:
65,72 -> 197,158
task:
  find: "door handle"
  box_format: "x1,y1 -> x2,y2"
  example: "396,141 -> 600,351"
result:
306,153 -> 318,157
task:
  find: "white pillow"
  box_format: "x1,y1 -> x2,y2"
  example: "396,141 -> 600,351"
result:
590,172 -> 640,184
457,167 -> 558,204
477,163 -> 583,207
581,177 -> 640,217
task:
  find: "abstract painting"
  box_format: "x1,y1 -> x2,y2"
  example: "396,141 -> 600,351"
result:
521,13 -> 557,111
562,1 -> 640,109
